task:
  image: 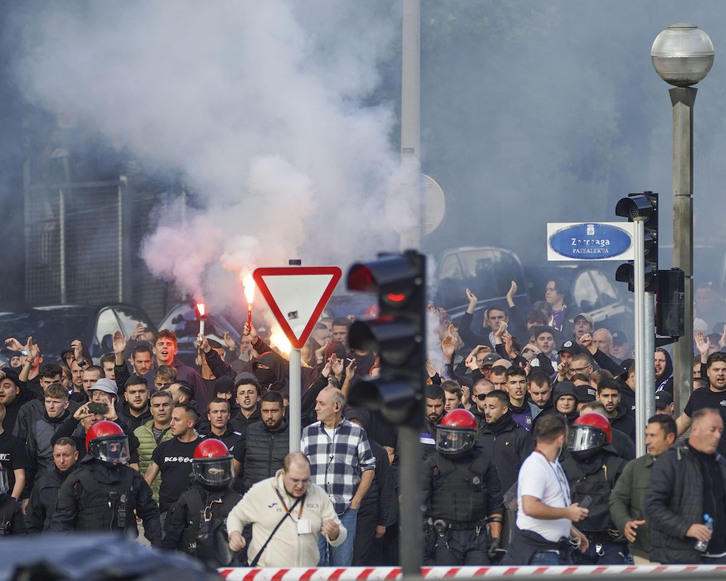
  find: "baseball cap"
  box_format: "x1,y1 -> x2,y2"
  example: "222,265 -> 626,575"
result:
88,378 -> 118,396
558,340 -> 580,357
574,313 -> 594,326
654,391 -> 673,410
480,353 -> 501,367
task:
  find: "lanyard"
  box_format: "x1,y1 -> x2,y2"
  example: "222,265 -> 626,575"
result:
275,488 -> 305,519
534,449 -> 570,506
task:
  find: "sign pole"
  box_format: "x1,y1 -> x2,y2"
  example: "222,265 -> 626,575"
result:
633,219 -> 646,457
288,347 -> 302,453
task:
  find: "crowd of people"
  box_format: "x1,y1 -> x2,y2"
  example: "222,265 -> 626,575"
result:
0,276 -> 725,568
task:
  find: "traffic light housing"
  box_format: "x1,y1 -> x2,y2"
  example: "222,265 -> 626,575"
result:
615,192 -> 658,293
346,250 -> 425,426
656,268 -> 685,337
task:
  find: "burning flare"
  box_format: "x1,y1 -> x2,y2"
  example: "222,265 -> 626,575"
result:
243,272 -> 255,327
196,302 -> 206,336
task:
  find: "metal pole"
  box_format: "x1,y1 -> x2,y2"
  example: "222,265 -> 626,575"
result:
670,87 -> 696,416
288,348 -> 301,453
59,189 -> 66,304
400,0 -> 422,251
398,425 -> 423,576
117,179 -> 124,303
644,291 -> 656,424
633,219 -> 646,457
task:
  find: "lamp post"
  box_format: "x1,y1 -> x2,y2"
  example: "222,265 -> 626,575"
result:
651,24 -> 713,415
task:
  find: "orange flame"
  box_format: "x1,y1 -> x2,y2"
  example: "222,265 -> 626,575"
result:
196,302 -> 206,317
269,326 -> 291,357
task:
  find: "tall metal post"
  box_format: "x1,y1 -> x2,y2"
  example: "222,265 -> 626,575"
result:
398,425 -> 423,576
288,348 -> 301,453
59,189 -> 67,304
670,87 -> 696,416
400,0 -> 422,251
643,291 -> 656,424
633,219 -> 647,457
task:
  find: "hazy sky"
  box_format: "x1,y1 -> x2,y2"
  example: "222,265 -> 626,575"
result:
7,0 -> 726,307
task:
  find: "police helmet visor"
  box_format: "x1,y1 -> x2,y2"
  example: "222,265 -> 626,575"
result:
568,424 -> 607,454
435,426 -> 477,455
92,434 -> 130,465
192,457 -> 234,487
0,466 -> 8,495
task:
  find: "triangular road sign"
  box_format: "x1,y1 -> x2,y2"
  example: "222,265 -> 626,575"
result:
253,266 -> 342,349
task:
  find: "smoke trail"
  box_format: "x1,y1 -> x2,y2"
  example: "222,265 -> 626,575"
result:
10,0 -> 401,309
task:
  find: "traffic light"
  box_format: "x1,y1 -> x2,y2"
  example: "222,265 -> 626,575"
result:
656,268 -> 685,337
346,250 -> 425,426
615,191 -> 658,293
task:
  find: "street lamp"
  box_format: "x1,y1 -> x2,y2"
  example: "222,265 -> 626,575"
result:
651,24 -> 714,415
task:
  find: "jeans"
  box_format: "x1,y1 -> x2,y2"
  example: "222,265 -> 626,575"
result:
318,508 -> 357,566
529,550 -> 570,565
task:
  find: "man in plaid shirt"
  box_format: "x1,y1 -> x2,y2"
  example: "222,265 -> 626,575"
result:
301,386 -> 376,566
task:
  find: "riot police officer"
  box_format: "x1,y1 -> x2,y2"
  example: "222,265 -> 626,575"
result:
561,413 -> 630,564
161,438 -> 242,566
0,462 -> 25,535
50,420 -> 161,544
423,409 -> 504,565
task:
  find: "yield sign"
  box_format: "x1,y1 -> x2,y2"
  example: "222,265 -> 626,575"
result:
253,266 -> 342,349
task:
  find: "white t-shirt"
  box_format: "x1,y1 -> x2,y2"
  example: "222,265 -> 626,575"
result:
516,450 -> 571,542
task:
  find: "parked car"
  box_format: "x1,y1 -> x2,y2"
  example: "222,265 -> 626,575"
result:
0,304 -> 158,364
157,302 -> 241,367
434,246 -> 532,332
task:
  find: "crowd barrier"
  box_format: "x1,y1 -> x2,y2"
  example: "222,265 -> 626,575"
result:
218,564 -> 726,580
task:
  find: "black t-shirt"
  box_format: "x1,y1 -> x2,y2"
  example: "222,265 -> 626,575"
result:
151,436 -> 202,512
0,430 -> 29,496
684,387 -> 726,456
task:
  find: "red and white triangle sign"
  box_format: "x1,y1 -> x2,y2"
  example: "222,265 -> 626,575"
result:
253,266 -> 342,349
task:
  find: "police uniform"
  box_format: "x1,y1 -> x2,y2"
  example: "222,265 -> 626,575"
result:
422,410 -> 504,565
50,455 -> 161,544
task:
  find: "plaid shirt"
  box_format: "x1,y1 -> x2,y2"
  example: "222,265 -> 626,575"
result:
300,419 -> 376,515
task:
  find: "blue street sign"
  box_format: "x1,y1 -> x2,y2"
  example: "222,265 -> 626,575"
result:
547,222 -> 634,261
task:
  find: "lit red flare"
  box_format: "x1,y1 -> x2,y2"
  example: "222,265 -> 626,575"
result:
243,273 -> 255,327
196,302 -> 206,336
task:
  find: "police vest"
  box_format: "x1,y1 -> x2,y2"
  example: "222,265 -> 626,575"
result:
72,467 -> 136,533
181,487 -> 239,566
563,453 -> 624,534
428,452 -> 492,524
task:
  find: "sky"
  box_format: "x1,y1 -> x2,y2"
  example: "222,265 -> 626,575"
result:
5,0 -> 726,311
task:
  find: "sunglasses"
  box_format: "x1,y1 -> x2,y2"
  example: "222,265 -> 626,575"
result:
472,393 -> 489,401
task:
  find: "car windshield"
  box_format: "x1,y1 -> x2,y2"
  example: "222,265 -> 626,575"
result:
437,248 -> 526,311
0,308 -> 96,360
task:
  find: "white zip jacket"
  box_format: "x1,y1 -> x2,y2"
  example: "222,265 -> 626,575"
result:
227,469 -> 346,567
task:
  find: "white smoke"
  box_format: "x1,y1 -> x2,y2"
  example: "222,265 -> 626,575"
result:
11,0 -> 401,308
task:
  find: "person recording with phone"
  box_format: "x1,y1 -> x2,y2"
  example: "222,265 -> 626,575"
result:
51,378 -> 140,465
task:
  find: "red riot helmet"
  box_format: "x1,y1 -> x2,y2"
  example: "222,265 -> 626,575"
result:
569,413 -> 612,460
0,462 -> 8,495
436,409 -> 478,455
86,420 -> 130,465
192,439 -> 234,489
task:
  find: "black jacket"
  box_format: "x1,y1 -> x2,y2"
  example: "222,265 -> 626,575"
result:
233,420 -> 288,494
645,443 -> 726,563
477,413 -> 534,493
25,464 -> 76,533
50,456 -> 161,544
160,481 -> 241,566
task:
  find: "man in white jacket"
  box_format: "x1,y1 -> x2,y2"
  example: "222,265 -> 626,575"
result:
227,451 -> 346,567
